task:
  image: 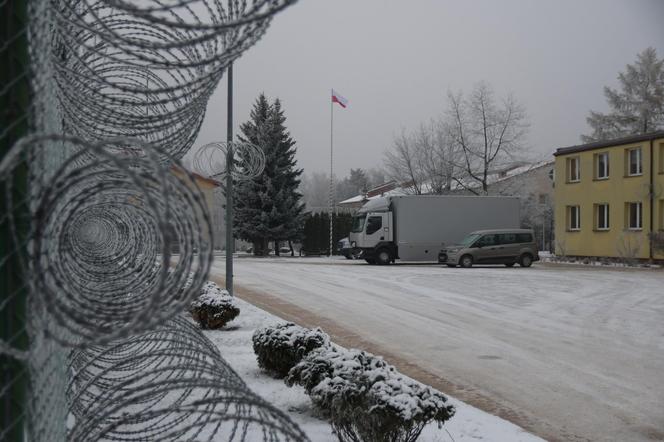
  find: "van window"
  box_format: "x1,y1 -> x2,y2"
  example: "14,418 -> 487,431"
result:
516,233 -> 533,243
475,234 -> 497,247
498,233 -> 517,244
459,233 -> 481,246
366,216 -> 382,235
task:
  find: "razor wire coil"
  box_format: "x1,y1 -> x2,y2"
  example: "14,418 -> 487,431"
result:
1,0 -> 306,440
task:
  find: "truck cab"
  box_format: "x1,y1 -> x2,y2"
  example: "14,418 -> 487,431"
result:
349,199 -> 395,264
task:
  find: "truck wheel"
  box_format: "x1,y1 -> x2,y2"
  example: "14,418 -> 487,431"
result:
365,258 -> 376,264
376,249 -> 391,265
460,255 -> 473,268
519,254 -> 533,268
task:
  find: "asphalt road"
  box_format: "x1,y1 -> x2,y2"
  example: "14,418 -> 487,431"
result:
210,258 -> 664,442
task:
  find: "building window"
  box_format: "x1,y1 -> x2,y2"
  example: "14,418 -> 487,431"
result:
626,202 -> 642,230
659,143 -> 664,174
626,148 -> 642,176
595,204 -> 609,230
567,205 -> 580,231
660,199 -> 664,230
567,156 -> 580,182
594,152 -> 609,179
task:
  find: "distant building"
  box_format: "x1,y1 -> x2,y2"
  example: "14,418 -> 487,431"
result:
171,166 -> 221,249
553,131 -> 664,261
171,165 -> 220,215
452,161 -> 555,251
171,166 -> 251,251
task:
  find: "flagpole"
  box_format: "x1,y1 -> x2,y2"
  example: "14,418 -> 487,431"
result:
329,91 -> 334,258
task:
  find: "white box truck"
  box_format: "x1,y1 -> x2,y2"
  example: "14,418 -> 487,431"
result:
348,195 -> 520,264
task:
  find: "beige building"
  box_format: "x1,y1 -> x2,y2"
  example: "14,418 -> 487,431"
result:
553,131 -> 664,261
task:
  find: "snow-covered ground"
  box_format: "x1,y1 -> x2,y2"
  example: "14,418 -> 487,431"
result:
210,257 -> 664,442
203,296 -> 543,441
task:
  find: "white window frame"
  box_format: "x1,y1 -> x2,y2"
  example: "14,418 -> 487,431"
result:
627,202 -> 642,230
568,205 -> 580,231
596,204 -> 609,230
627,148 -> 642,176
568,157 -> 580,182
595,152 -> 609,179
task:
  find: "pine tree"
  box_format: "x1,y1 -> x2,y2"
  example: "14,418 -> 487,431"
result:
583,47 -> 664,142
234,94 -> 305,256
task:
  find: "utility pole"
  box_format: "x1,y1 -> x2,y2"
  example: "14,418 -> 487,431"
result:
329,93 -> 334,258
225,63 -> 234,295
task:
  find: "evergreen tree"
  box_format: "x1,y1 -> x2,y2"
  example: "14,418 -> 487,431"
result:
234,94 -> 305,255
583,47 -> 664,142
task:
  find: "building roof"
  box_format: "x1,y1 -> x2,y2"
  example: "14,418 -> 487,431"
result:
338,194 -> 366,205
171,165 -> 222,188
554,130 -> 664,157
451,160 -> 554,191
339,160 -> 553,205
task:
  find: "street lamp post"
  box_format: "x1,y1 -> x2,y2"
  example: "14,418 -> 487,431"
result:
226,63 -> 234,295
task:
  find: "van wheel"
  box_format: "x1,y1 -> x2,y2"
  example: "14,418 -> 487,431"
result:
460,255 -> 473,268
504,262 -> 515,267
519,254 -> 533,268
376,249 -> 391,265
365,258 -> 376,265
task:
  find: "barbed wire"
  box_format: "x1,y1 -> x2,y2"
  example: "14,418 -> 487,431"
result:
193,141 -> 266,183
50,0 -> 296,162
1,0 -> 304,440
1,134 -> 214,350
66,316 -> 308,441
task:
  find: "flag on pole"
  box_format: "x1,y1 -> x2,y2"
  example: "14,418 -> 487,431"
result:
331,89 -> 348,108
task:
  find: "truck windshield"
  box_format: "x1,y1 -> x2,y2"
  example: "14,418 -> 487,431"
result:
351,215 -> 366,233
459,233 -> 481,246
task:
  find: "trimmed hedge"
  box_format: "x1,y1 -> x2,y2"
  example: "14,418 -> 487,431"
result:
252,322 -> 330,378
286,347 -> 455,442
189,281 -> 240,329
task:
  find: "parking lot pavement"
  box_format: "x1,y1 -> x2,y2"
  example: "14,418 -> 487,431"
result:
210,258 -> 664,442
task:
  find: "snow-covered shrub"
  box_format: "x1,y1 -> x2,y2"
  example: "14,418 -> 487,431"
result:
252,322 -> 330,378
286,347 -> 455,442
189,281 -> 240,329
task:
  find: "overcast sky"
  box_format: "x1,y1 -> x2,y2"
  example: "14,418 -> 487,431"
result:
191,0 -> 664,176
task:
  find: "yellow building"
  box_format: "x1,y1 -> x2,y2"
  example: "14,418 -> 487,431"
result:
554,130 -> 664,261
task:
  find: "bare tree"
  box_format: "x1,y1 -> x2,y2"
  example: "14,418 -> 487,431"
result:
384,129 -> 424,194
446,82 -> 528,195
384,121 -> 463,194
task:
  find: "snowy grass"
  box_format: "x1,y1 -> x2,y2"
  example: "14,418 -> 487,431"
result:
201,297 -> 543,441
